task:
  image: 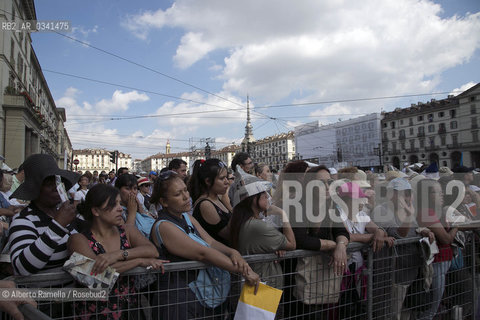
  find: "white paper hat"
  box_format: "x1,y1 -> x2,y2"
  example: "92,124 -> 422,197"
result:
231,165 -> 272,208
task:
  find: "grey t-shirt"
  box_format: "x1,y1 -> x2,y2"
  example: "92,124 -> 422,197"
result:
238,219 -> 287,289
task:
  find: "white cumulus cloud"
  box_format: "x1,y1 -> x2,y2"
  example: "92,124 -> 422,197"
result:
450,81 -> 477,96
123,0 -> 480,106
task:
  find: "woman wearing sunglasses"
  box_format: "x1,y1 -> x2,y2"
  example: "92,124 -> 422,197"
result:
188,159 -> 233,244
150,170 -> 260,319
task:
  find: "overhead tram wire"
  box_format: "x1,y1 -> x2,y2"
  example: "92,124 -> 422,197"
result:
67,130 -> 235,146
53,27 -> 460,119
66,108 -> 274,125
53,32 -> 244,108
44,69 -> 272,120
0,9 -> 461,121
51,32 -> 276,122
255,90 -> 463,110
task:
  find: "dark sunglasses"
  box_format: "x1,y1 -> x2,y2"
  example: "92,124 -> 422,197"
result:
218,161 -> 227,168
159,170 -> 178,181
321,179 -> 334,186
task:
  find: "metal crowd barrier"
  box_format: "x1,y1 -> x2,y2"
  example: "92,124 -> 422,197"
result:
1,235 -> 478,320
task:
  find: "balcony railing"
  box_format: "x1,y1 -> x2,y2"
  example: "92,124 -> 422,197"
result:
447,143 -> 461,149
388,149 -> 400,155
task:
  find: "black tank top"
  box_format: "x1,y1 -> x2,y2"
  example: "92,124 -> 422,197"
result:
193,198 -> 231,244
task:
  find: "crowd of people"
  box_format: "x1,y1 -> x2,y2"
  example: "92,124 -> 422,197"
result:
0,152 -> 479,319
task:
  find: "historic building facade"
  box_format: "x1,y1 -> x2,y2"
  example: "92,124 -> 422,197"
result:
295,114 -> 381,169
73,149 -> 132,172
380,93 -> 470,169
0,0 -> 72,168
251,132 -> 295,170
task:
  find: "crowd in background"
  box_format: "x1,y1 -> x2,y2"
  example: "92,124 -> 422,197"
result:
0,151 -> 479,319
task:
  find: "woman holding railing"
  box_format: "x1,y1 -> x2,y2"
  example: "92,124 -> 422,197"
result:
68,183 -> 165,319
416,178 -> 458,320
292,165 -> 350,320
229,170 -> 296,289
150,170 -> 260,319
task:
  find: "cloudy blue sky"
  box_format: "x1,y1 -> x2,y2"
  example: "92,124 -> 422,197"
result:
31,0 -> 480,159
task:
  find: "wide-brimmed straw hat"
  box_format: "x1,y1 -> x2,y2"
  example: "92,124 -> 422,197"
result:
10,154 -> 79,200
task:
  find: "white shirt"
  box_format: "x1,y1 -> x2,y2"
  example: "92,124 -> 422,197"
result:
339,208 -> 371,269
74,189 -> 88,202
68,183 -> 79,198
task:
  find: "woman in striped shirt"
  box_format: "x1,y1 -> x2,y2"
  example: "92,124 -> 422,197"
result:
7,154 -> 84,276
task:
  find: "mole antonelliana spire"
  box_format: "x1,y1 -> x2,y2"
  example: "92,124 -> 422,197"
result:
241,95 -> 255,154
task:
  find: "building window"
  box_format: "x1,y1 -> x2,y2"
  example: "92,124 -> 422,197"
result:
400,120 -> 403,125
10,39 -> 15,64
471,104 -> 477,114
418,115 -> 423,121
399,129 -> 405,138
392,131 -> 396,138
450,109 -> 456,118
428,124 -> 435,133
409,118 -> 413,126
409,140 -> 415,150
409,128 -> 414,135
419,139 -> 425,148
383,132 -> 387,140
452,134 -> 458,145
440,136 -> 446,146
439,111 -> 444,117
473,131 -> 479,143
450,121 -> 457,129
392,142 -> 397,151
429,137 -> 435,146
428,114 -> 433,122
383,123 -> 387,128
472,117 -> 478,129
400,142 -> 405,150
390,122 -> 396,129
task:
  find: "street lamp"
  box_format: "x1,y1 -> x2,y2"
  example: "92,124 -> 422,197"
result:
373,143 -> 383,172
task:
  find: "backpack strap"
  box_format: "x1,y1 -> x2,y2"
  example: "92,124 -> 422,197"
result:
152,219 -> 186,246
182,213 -> 210,247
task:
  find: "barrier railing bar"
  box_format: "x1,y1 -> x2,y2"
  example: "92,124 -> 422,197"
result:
367,248 -> 373,320
3,238 -> 426,285
19,303 -> 53,320
473,235 -> 477,319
